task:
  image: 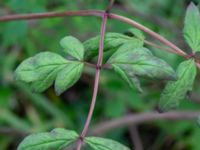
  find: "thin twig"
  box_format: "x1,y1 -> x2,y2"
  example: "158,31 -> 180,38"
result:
144,40 -> 180,55
0,9 -> 190,58
91,111 -> 199,135
128,125 -> 143,150
0,10 -> 103,22
0,111 -> 199,138
108,13 -> 188,58
76,12 -> 108,150
106,0 -> 115,13
84,62 -> 112,69
1,9 -> 199,67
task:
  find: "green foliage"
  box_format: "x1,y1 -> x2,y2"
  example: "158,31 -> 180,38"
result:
159,59 -> 196,111
15,51 -> 84,95
17,128 -> 78,150
15,52 -> 68,83
83,32 -> 144,59
108,43 -> 176,92
126,28 -> 145,40
112,64 -> 143,92
0,1 -> 200,150
55,62 -> 84,95
184,2 -> 200,52
85,137 -> 130,150
60,36 -> 84,60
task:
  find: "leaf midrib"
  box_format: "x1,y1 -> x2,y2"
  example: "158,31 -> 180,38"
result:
111,61 -> 166,70
22,138 -> 73,149
21,63 -> 68,71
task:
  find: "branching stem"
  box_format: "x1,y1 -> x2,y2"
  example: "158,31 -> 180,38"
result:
0,2 -> 200,150
76,12 -> 108,150
1,9 -> 200,67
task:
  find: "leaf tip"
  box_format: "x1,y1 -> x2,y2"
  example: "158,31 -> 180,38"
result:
137,87 -> 143,93
188,2 -> 196,10
55,89 -> 62,96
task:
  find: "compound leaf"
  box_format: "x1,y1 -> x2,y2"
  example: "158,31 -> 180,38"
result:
184,2 -> 200,52
60,36 -> 84,60
15,52 -> 84,94
159,59 -> 196,112
15,52 -> 68,83
83,32 -> 143,59
17,128 -> 78,150
55,61 -> 84,95
108,44 -> 176,82
85,137 -> 130,150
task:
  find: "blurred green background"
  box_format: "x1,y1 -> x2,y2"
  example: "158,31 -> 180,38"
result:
0,0 -> 200,150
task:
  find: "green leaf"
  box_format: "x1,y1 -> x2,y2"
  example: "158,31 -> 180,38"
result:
85,137 -> 130,150
55,61 -> 84,95
17,128 -> 78,150
184,2 -> 200,52
83,32 -> 143,59
15,52 -> 84,94
15,52 -> 68,83
112,64 -> 143,92
159,59 -> 196,111
60,36 -> 84,60
30,65 -> 65,92
126,28 -> 145,40
108,43 -> 177,81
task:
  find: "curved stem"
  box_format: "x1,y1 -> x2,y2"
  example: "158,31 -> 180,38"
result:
108,13 -> 188,58
0,9 -> 191,59
76,12 -> 108,150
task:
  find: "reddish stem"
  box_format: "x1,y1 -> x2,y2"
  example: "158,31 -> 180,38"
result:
0,10 -> 193,60
0,10 -> 103,22
108,13 -> 188,58
76,12 -> 108,150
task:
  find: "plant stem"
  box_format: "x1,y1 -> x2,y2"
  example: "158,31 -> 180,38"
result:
0,10 -> 197,61
106,0 -> 115,12
144,40 -> 184,57
0,10 -> 103,22
0,10 -> 188,58
76,12 -> 108,150
108,13 -> 188,58
91,111 -> 199,135
84,62 -> 112,69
